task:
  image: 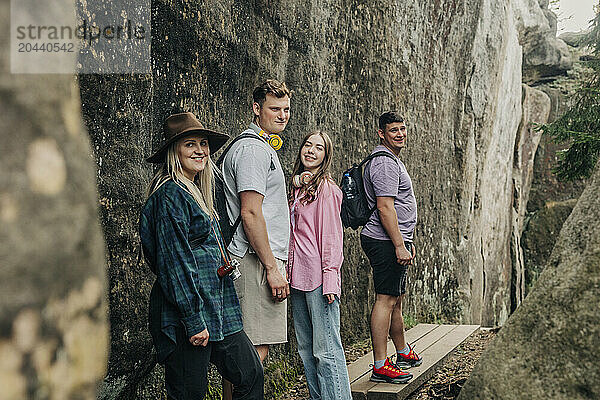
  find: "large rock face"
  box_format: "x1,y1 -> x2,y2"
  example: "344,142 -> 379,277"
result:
0,0 -> 108,398
459,161 -> 600,400
79,0 -> 567,396
453,0 -> 523,326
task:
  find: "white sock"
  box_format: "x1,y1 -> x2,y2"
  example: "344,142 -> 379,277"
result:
398,345 -> 410,355
374,359 -> 386,369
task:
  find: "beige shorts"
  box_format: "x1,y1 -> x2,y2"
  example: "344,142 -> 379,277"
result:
232,252 -> 287,345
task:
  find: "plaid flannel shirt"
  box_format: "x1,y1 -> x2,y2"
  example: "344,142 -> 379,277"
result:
140,180 -> 242,362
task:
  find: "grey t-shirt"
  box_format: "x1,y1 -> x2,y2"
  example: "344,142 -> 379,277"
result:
222,123 -> 290,260
361,145 -> 417,242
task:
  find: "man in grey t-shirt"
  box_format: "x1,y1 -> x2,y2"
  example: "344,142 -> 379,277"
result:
222,80 -> 291,368
360,111 -> 422,384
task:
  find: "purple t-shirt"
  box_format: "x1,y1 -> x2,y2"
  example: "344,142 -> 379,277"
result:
361,145 -> 417,242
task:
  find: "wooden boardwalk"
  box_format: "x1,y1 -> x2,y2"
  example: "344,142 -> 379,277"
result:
349,324 -> 480,400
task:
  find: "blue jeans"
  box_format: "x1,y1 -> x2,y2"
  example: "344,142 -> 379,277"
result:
291,286 -> 352,400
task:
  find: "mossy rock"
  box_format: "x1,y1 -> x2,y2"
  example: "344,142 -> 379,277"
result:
522,199 -> 577,295
459,163 -> 600,400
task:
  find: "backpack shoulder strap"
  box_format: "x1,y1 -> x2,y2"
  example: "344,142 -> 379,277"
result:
357,150 -> 398,168
216,133 -> 265,166
216,132 -> 265,246
359,151 -> 398,214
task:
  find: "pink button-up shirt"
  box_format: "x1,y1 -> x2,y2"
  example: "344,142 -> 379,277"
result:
287,179 -> 344,297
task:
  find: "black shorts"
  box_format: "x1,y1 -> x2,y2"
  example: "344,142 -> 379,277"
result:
360,235 -> 413,297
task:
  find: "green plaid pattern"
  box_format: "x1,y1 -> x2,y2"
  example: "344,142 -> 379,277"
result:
140,180 -> 242,359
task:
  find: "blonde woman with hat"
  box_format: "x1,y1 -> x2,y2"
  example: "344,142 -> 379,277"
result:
139,112 -> 263,399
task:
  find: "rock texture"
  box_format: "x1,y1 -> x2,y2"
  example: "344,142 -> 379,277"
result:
0,0 -> 108,398
77,0 -> 569,397
454,0 -> 523,326
514,0 -> 572,84
559,30 -> 590,48
459,161 -> 600,400
521,198 -> 577,294
510,84 -> 550,309
522,52 -> 589,297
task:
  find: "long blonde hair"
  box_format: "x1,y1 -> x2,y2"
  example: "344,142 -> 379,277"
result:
146,143 -> 216,218
288,130 -> 334,205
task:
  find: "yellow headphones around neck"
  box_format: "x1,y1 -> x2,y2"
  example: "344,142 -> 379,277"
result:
259,130 -> 283,151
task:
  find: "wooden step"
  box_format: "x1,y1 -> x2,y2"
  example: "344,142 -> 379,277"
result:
349,324 -> 480,400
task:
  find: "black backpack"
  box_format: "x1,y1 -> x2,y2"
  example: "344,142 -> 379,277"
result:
340,151 -> 397,230
214,133 -> 265,245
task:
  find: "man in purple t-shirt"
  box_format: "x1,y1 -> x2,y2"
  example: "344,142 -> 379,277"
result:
361,111 -> 422,384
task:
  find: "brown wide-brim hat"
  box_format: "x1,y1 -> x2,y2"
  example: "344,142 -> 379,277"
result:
147,112 -> 230,163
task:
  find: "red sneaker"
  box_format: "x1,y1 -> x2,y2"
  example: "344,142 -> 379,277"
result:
395,343 -> 423,368
370,358 -> 413,383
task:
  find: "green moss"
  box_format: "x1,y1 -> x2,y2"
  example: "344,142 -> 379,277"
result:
203,358 -> 302,400
522,199 -> 577,295
205,365 -> 225,400
403,313 -> 418,329
414,309 -> 449,325
205,384 -> 222,400
264,359 -> 304,399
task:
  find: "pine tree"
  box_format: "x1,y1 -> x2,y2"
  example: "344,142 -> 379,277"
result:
542,2 -> 600,181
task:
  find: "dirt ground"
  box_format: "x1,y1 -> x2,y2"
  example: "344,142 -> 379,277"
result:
280,329 -> 497,400
406,329 -> 497,399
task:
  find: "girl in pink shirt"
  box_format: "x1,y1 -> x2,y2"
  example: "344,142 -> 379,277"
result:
288,131 -> 352,400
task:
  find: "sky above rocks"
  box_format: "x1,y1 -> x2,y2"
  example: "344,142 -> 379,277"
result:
555,0 -> 597,33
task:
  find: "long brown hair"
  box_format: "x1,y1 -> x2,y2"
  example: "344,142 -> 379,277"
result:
288,131 -> 334,205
